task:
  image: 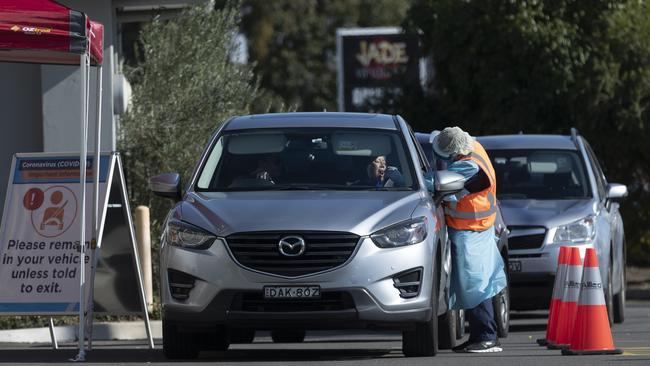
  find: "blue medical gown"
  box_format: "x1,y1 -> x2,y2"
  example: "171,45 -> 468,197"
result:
445,160 -> 507,310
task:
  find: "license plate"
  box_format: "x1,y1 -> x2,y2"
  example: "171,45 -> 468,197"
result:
509,260 -> 522,273
264,286 -> 321,299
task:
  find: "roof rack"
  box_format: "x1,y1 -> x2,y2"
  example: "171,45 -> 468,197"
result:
570,127 -> 579,148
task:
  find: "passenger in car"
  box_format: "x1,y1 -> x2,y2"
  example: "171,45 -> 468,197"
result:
432,127 -> 507,353
250,154 -> 283,184
366,155 -> 404,188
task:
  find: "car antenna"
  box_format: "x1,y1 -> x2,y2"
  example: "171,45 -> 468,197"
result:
518,130 -> 523,135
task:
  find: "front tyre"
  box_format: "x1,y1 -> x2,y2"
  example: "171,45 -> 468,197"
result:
162,319 -> 200,359
403,315 -> 439,357
438,309 -> 460,349
613,255 -> 626,323
403,266 -> 439,357
605,263 -> 615,325
493,286 -> 510,338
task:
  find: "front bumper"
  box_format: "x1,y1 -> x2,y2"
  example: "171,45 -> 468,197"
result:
161,236 -> 435,330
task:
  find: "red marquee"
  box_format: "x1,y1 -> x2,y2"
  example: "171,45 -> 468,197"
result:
0,0 -> 103,65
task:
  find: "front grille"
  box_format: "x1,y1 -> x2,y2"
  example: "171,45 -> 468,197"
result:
225,232 -> 360,277
509,234 -> 546,250
231,291 -> 354,312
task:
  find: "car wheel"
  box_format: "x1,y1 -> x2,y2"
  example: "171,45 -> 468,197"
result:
437,309 -> 459,349
493,286 -> 510,338
605,263 -> 614,326
403,313 -> 439,357
403,266 -> 439,357
229,328 -> 255,344
200,330 -> 230,351
162,319 -> 200,359
271,330 -> 306,343
613,256 -> 626,323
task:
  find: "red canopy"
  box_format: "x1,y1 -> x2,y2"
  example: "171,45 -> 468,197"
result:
0,0 -> 103,66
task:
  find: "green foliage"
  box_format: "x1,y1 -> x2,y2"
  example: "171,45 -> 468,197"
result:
119,4 -> 258,229
239,0 -> 409,112
118,3 -> 259,304
407,0 -> 650,265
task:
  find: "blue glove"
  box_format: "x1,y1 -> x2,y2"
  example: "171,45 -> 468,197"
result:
385,166 -> 404,187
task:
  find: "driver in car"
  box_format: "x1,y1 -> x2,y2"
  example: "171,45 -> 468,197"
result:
251,154 -> 283,184
366,155 -> 404,188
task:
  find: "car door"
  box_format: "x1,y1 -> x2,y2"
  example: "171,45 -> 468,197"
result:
583,141 -> 624,293
401,122 -> 452,312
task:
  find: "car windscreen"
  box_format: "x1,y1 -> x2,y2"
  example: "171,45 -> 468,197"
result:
487,149 -> 591,199
195,128 -> 417,191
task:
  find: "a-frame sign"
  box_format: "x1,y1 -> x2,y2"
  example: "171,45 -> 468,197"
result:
0,152 -> 153,348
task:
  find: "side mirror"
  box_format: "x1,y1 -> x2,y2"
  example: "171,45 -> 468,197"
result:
606,183 -> 627,202
433,170 -> 466,204
150,173 -> 182,201
436,170 -> 466,193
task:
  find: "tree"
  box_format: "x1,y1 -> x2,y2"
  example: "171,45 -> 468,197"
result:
239,0 -> 409,112
407,0 -> 650,264
119,5 -> 258,230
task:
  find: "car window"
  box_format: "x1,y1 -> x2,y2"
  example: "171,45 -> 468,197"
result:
195,128 -> 417,191
405,124 -> 430,173
583,140 -> 607,200
417,140 -> 446,171
487,149 -> 591,199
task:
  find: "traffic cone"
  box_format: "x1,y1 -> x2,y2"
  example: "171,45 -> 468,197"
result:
548,246 -> 582,349
537,246 -> 569,346
562,248 -> 622,355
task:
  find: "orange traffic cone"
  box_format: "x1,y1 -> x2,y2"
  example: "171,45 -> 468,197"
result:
562,248 -> 622,355
548,246 -> 582,349
537,246 -> 569,346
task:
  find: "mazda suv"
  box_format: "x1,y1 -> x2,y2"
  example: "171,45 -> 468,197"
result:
151,113 -> 473,359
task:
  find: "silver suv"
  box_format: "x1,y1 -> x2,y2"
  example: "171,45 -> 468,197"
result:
150,113 -> 469,359
478,130 -> 627,323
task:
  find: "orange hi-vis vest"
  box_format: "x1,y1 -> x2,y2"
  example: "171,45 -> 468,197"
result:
444,141 -> 497,231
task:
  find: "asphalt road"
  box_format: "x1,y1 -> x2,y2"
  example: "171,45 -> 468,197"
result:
1,301 -> 649,365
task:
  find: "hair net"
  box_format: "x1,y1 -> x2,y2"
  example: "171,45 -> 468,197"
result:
432,126 -> 474,158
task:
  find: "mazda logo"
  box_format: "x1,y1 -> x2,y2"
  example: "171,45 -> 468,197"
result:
278,236 -> 306,257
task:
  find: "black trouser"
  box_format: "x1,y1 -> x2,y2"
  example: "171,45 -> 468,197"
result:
467,297 -> 498,342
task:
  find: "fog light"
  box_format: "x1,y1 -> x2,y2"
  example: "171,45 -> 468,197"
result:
393,268 -> 423,299
168,269 -> 196,301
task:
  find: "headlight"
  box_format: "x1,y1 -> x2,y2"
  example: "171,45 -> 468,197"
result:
164,220 -> 216,249
371,217 -> 428,248
552,215 -> 595,244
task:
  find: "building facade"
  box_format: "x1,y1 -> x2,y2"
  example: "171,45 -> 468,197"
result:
0,0 -> 206,211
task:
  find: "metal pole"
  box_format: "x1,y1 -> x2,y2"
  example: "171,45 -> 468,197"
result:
87,62 -> 103,351
116,158 -> 155,349
49,318 -> 58,350
72,52 -> 89,363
